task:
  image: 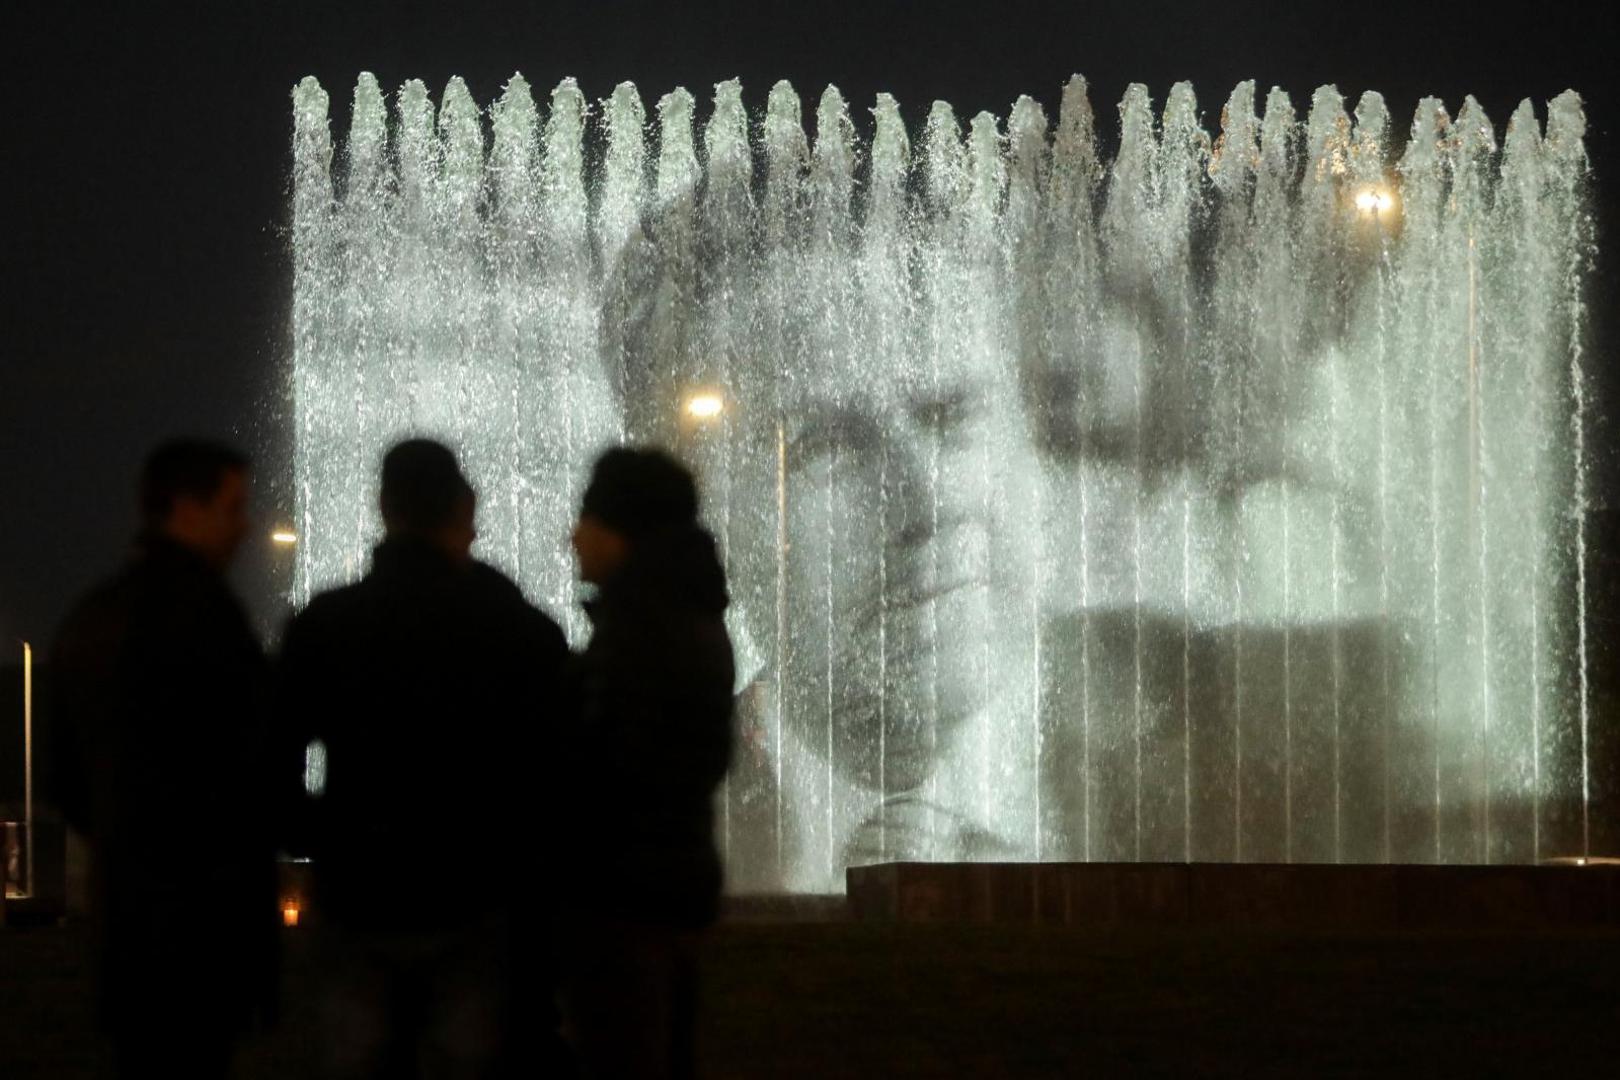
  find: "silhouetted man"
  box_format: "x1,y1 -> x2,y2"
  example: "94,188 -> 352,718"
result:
52,439 -> 274,1078
278,438 -> 570,1078
564,448 -> 734,1080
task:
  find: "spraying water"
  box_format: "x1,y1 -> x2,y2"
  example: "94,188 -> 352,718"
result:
291,74 -> 1595,891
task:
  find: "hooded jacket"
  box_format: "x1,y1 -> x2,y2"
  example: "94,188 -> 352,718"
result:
571,524 -> 734,928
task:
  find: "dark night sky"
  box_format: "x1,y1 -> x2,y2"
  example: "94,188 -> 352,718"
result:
3,0 -> 1617,647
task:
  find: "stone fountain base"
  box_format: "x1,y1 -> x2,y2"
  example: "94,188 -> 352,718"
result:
846,861 -> 1620,927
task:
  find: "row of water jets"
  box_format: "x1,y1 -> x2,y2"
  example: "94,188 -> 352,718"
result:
292,72 -> 1594,891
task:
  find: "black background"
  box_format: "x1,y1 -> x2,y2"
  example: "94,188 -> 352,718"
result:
3,0 -> 1616,646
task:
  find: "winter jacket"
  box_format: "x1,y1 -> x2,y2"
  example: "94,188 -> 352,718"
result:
51,533 -> 276,1032
570,525 -> 735,928
277,535 -> 568,931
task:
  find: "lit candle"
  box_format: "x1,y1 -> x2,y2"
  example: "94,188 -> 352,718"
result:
282,900 -> 301,927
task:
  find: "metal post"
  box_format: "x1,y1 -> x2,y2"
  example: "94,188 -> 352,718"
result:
23,641 -> 33,898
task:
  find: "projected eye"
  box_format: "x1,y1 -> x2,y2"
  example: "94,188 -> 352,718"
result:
789,410 -> 881,464
909,388 -> 984,445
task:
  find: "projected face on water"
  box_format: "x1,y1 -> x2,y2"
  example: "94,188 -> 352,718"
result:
293,74 -> 1594,893
774,342 -> 1042,876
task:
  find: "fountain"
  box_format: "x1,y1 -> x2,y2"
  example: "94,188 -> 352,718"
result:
291,73 -> 1595,893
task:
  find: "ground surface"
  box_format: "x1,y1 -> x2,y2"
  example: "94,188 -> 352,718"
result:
3,920 -> 1618,1077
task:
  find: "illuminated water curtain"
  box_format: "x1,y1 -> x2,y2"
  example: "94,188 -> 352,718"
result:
292,74 -> 1595,891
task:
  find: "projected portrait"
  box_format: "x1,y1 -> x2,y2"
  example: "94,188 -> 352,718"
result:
293,74 -> 1593,893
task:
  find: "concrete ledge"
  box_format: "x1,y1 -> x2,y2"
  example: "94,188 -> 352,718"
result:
846,862 -> 1620,928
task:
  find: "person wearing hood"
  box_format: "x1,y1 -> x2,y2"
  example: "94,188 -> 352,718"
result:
564,447 -> 734,1080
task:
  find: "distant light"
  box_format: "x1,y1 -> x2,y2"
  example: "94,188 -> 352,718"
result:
1539,854 -> 1619,867
303,739 -> 327,797
272,530 -> 298,546
685,393 -> 724,421
282,900 -> 301,927
1354,187 -> 1395,215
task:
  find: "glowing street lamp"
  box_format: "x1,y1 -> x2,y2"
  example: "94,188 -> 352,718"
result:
22,642 -> 32,899
1354,187 -> 1396,215
271,530 -> 298,546
685,393 -> 724,421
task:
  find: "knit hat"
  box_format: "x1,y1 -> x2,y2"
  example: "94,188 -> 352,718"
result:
580,447 -> 699,537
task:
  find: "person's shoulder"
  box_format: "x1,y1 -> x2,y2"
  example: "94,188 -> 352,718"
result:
307,578 -> 366,610
466,559 -> 524,598
53,570 -> 136,658
466,560 -> 548,618
123,544 -> 233,623
285,579 -> 367,634
467,561 -> 569,647
279,582 -> 374,673
68,568 -> 134,615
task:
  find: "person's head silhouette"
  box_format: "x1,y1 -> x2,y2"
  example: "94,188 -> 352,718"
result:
379,438 -> 477,562
139,439 -> 252,571
572,447 -> 699,584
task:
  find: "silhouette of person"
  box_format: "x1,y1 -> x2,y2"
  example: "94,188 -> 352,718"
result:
277,438 -> 571,1078
562,447 -> 734,1080
51,438 -> 274,1078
